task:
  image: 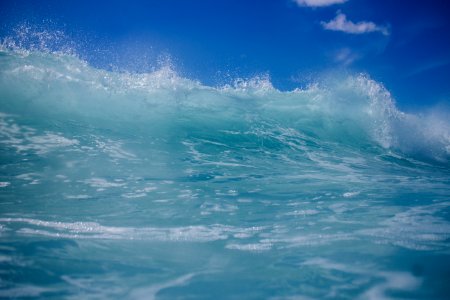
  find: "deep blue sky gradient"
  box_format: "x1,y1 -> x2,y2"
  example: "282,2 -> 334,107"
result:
1,0 -> 450,108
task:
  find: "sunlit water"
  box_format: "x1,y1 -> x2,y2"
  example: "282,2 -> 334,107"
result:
0,47 -> 449,299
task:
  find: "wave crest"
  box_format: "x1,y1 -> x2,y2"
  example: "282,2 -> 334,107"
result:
0,45 -> 448,164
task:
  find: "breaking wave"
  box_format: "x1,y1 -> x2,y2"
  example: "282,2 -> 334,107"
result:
0,42 -> 448,165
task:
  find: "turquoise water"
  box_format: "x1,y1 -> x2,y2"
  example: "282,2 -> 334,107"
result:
0,47 -> 450,299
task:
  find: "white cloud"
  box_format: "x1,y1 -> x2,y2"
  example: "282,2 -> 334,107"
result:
294,0 -> 348,7
321,13 -> 389,35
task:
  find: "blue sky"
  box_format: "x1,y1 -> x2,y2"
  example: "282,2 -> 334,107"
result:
1,0 -> 450,108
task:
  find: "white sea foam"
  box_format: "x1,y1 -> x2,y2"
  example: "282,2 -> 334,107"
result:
0,286 -> 53,298
343,191 -> 360,198
0,218 -> 264,243
128,273 -> 197,300
83,178 -> 126,189
122,192 -> 146,199
65,194 -> 90,200
277,233 -> 356,247
0,114 -> 79,155
226,242 -> 272,252
302,258 -> 421,300
285,209 -> 320,216
94,138 -> 136,161
357,203 -> 450,250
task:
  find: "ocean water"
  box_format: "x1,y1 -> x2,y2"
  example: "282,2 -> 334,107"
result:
0,43 -> 450,299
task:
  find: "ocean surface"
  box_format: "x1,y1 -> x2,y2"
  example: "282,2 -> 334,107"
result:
0,42 -> 450,299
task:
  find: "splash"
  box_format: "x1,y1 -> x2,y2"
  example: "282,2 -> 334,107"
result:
0,40 -> 448,164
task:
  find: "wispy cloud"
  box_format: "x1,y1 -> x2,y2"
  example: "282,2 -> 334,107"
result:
334,48 -> 360,66
322,13 -> 389,35
407,59 -> 450,77
294,0 -> 347,7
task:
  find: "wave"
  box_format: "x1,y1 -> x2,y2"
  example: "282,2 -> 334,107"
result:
0,41 -> 449,165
